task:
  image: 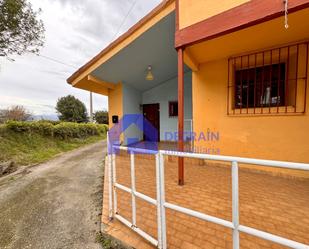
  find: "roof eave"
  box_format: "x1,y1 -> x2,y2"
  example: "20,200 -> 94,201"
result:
67,0 -> 175,85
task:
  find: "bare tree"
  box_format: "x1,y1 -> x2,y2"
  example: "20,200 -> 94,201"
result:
0,105 -> 32,122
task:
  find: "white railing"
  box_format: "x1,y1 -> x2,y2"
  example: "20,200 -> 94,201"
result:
108,144 -> 161,247
107,140 -> 309,249
184,119 -> 193,150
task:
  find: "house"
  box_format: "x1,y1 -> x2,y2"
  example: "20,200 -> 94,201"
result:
67,1 -> 309,248
67,0 -> 309,164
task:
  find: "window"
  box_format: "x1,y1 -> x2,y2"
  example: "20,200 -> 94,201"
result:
169,101 -> 178,117
235,63 -> 286,108
227,42 -> 308,115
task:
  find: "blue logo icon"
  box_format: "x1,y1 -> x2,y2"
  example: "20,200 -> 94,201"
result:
108,114 -> 158,154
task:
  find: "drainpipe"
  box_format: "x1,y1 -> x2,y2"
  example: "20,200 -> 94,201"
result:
177,48 -> 184,185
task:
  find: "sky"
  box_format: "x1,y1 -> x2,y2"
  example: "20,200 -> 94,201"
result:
0,0 -> 161,116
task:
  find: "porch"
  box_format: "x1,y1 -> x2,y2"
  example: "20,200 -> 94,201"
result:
72,11 -> 193,148
102,148 -> 309,249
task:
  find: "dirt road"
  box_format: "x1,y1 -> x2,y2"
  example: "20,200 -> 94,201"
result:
0,141 -> 106,249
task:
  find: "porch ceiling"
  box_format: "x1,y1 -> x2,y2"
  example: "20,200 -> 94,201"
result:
92,12 -> 188,92
187,8 -> 309,64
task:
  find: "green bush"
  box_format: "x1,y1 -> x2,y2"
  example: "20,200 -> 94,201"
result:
0,124 -> 6,135
39,120 -> 61,125
53,123 -> 92,139
6,120 -> 54,135
6,120 -> 31,132
97,124 -> 108,135
30,121 -> 54,136
5,121 -> 108,140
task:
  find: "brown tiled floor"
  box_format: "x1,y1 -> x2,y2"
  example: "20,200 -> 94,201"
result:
102,153 -> 309,249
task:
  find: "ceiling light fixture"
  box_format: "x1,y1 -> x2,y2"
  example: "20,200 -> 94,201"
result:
146,65 -> 154,81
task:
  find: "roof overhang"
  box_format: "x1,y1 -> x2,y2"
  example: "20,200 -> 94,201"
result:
90,12 -> 191,92
67,0 -> 176,89
175,0 -> 309,48
186,7 -> 309,64
71,75 -> 117,96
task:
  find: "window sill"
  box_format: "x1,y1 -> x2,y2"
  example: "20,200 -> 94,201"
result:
227,106 -> 305,117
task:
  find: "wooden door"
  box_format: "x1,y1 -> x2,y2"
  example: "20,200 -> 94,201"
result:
142,104 -> 160,142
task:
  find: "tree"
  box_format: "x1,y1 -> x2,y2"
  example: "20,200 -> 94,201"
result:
56,95 -> 88,123
93,110 -> 108,124
0,105 -> 32,123
0,0 -> 45,58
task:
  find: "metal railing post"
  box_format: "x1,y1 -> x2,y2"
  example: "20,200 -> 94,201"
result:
112,151 -> 117,215
155,153 -> 163,249
107,133 -> 114,220
108,153 -> 113,220
232,161 -> 240,249
159,152 -> 167,249
130,151 -> 137,226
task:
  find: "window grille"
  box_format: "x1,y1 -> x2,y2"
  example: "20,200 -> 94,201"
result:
227,42 -> 308,115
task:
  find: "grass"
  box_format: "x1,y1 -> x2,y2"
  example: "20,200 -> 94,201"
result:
0,126 -> 106,166
95,232 -> 131,249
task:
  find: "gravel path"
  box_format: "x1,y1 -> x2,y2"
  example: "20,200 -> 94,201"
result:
0,140 -> 106,249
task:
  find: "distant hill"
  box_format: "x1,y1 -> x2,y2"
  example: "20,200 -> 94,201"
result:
32,114 -> 59,121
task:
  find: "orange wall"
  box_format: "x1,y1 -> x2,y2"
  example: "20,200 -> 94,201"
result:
192,57 -> 309,163
178,0 -> 249,29
108,83 -> 123,130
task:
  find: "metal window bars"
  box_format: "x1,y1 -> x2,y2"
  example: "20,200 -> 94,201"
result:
227,42 -> 308,115
107,142 -> 309,248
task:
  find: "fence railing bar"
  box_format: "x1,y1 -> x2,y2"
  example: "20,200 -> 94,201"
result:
160,150 -> 309,170
112,153 -> 117,215
135,191 -> 157,206
114,182 -> 131,193
130,152 -> 137,226
115,214 -> 158,247
232,161 -> 240,249
114,183 -> 157,206
164,202 -> 234,229
155,154 -> 163,249
108,154 -> 113,220
159,152 -> 167,249
112,145 -> 158,154
107,132 -> 113,220
238,225 -> 309,249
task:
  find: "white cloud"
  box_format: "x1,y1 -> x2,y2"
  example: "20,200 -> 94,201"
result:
0,0 -> 162,115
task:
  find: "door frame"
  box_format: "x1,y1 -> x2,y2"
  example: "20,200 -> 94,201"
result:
142,103 -> 160,142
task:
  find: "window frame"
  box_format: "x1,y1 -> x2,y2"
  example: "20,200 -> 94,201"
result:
227,42 -> 308,116
168,101 -> 178,117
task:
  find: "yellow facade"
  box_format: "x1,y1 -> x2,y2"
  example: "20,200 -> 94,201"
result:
189,8 -> 309,163
178,0 -> 249,29
192,59 -> 309,163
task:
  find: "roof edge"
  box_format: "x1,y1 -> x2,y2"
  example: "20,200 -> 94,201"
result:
67,0 -> 175,84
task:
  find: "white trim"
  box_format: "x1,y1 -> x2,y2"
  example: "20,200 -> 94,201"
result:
232,161 -> 239,249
